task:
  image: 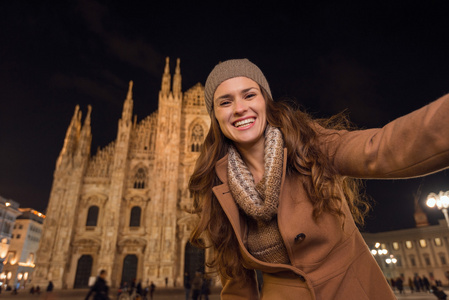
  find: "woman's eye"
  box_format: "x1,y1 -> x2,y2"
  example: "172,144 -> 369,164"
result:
246,93 -> 256,99
219,100 -> 231,106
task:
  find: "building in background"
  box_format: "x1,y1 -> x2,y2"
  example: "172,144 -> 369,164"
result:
362,206 -> 449,286
32,57 -> 211,289
1,208 -> 45,289
0,196 -> 22,275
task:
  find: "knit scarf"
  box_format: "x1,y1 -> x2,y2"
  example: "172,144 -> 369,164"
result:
227,125 -> 290,264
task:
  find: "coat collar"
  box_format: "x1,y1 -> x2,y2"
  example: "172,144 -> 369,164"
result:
215,153 -> 229,184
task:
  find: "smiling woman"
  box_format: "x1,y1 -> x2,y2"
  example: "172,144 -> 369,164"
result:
213,77 -> 267,180
188,58 -> 449,300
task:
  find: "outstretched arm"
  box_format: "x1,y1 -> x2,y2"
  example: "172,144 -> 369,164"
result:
322,93 -> 449,178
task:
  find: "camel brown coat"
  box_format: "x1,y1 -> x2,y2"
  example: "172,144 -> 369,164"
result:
212,94 -> 449,299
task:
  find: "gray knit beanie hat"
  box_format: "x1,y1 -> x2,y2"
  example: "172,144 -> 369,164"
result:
204,59 -> 272,115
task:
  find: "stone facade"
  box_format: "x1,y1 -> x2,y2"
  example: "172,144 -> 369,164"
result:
32,57 -> 211,289
363,219 -> 449,286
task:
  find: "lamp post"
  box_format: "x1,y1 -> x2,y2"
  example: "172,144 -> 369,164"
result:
370,242 -> 388,256
386,255 -> 397,265
426,191 -> 449,229
371,243 -> 397,278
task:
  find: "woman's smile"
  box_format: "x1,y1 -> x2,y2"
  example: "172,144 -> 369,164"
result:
233,117 -> 256,129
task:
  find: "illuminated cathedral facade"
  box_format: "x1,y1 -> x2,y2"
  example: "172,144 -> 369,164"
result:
32,58 -> 211,289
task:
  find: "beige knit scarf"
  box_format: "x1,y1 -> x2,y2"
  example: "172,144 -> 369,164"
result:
227,125 -> 290,264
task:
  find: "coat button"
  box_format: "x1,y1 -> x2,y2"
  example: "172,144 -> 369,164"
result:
294,233 -> 306,243
298,274 -> 306,282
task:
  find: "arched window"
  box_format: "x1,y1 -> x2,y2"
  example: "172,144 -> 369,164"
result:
190,124 -> 204,152
74,255 -> 93,288
86,206 -> 99,227
129,206 -> 141,227
121,254 -> 138,286
133,168 -> 147,189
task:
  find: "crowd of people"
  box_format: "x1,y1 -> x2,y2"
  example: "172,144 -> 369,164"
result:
389,274 -> 447,298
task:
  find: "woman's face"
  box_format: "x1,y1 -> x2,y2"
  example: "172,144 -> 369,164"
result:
213,77 -> 267,149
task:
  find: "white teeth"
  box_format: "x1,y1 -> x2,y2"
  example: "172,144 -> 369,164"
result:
234,118 -> 255,127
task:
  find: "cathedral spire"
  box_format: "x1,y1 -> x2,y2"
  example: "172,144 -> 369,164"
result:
161,57 -> 171,95
127,80 -> 133,100
64,105 -> 81,153
56,105 -> 82,169
75,105 -> 92,163
84,105 -> 92,127
79,105 -> 92,142
121,81 -> 134,125
172,58 -> 182,96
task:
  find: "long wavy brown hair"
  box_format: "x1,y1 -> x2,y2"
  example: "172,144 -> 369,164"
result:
188,87 -> 370,281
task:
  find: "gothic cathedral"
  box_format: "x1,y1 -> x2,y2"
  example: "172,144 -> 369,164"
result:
32,58 -> 211,289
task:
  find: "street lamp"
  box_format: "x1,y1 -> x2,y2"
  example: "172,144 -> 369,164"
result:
386,255 -> 397,265
426,191 -> 449,229
370,243 -> 397,277
370,242 -> 388,256
371,243 -> 395,264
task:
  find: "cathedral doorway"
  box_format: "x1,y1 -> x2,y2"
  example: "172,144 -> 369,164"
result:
121,254 -> 138,286
184,242 -> 205,278
74,255 -> 93,288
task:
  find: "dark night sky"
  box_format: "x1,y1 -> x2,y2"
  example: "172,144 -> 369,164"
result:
1,1 -> 448,233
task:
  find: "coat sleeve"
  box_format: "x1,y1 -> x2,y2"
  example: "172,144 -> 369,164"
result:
320,93 -> 449,179
220,269 -> 260,300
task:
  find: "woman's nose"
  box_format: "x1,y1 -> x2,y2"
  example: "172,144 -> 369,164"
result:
233,99 -> 248,114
